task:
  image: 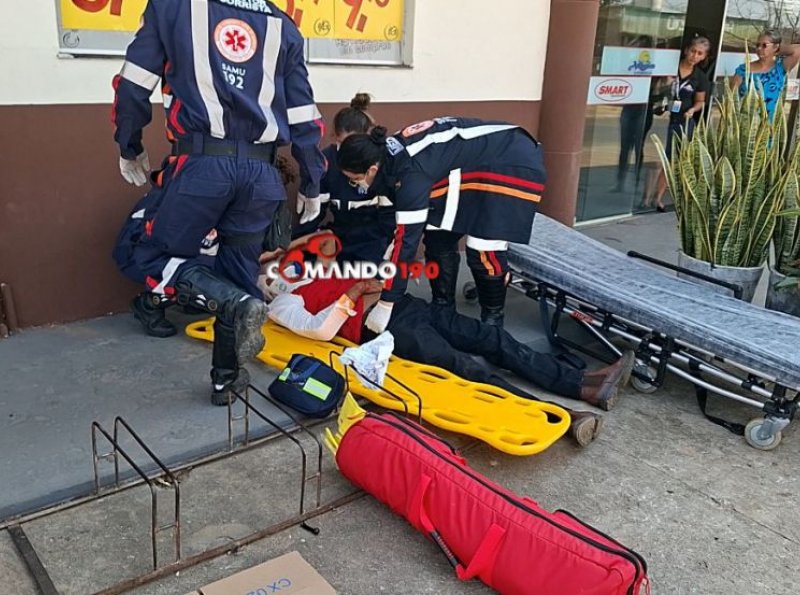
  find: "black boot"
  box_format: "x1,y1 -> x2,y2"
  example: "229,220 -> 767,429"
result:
131,292 -> 177,338
210,319 -> 251,406
174,265 -> 269,364
426,250 -> 461,308
473,274 -> 507,327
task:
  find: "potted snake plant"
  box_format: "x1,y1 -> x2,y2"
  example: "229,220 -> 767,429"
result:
767,207 -> 800,316
652,80 -> 797,302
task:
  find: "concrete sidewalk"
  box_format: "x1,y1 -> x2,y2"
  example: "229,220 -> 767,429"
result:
2,212 -> 798,594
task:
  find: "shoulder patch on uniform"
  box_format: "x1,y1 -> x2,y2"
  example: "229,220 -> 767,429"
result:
386,136 -> 405,155
401,120 -> 434,138
212,0 -> 273,14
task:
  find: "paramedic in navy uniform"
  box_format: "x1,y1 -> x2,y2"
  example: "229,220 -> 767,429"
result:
294,92 -> 396,263
112,0 -> 325,405
337,118 -> 545,332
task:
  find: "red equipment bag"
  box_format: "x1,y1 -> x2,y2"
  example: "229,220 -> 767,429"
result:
335,412 -> 650,595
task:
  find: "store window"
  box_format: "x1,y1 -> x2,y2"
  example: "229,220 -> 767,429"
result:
577,1 -> 690,223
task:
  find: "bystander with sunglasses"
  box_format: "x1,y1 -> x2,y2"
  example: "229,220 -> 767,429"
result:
731,29 -> 800,120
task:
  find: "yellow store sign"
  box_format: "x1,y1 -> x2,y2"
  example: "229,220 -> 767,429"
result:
272,0 -> 404,41
60,0 -> 149,32
60,0 -> 404,40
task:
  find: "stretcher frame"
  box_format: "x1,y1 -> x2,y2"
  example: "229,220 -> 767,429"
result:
505,253 -> 800,452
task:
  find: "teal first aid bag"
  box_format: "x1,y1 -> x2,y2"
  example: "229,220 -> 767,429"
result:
268,354 -> 345,418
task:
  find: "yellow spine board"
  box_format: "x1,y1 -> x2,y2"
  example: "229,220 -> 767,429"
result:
186,319 -> 571,456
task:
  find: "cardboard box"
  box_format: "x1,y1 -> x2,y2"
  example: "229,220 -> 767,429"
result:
185,551 -> 336,595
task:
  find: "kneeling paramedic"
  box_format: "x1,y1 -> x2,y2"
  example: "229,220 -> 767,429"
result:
112,0 -> 325,405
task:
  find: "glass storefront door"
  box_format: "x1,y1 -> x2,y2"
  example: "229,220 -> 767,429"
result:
577,1 -> 690,223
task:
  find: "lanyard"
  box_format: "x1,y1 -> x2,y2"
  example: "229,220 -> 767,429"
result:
672,74 -> 692,100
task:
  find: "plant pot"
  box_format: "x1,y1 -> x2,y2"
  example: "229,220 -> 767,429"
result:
765,267 -> 800,317
676,251 -> 764,302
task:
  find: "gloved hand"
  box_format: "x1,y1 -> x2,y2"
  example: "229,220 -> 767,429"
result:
119,152 -> 151,187
365,300 -> 394,334
296,192 -> 321,225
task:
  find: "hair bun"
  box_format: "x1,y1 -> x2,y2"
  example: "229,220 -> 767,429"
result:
369,125 -> 388,145
350,93 -> 372,111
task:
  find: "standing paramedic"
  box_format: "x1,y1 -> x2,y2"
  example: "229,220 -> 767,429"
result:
337,118 -> 544,332
112,0 -> 325,405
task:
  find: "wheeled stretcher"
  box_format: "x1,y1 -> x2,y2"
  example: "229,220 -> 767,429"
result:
505,215 -> 800,451
186,319 -> 570,456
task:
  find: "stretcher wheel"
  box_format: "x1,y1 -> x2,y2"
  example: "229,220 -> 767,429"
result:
631,363 -> 658,394
744,418 -> 782,451
463,282 -> 478,304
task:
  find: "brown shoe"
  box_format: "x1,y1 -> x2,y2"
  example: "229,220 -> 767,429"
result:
583,351 -> 635,386
568,410 -> 604,447
580,383 -> 619,411
579,352 -> 633,411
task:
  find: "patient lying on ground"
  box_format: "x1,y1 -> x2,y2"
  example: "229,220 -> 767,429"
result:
259,234 -> 634,447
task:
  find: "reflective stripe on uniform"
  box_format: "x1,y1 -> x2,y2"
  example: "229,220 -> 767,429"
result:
396,209 -> 429,224
465,236 -> 509,251
154,257 -> 187,295
257,17 -> 283,143
288,104 -> 322,125
439,168 -> 461,231
120,61 -> 160,91
331,195 -> 393,210
404,124 -> 519,158
191,0 -> 225,138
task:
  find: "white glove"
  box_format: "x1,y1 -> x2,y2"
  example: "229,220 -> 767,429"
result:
296,192 -> 321,224
119,151 -> 151,187
365,300 -> 394,334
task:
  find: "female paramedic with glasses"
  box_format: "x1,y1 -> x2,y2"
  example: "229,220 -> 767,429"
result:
294,93 -> 396,265
337,118 -> 546,333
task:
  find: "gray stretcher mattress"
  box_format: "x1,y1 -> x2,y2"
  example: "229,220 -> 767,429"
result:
508,215 -> 800,389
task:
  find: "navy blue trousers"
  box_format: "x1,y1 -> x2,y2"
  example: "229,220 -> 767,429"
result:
118,153 -> 285,297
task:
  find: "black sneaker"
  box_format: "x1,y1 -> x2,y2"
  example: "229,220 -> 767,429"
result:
131,293 -> 177,338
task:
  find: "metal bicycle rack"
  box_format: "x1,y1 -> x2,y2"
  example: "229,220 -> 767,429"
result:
224,383 -> 324,535
3,355 -> 437,595
91,417 -> 182,570
2,383 -> 364,595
